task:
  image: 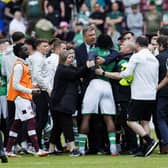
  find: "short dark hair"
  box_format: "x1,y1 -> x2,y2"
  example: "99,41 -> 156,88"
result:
97,34 -> 113,49
149,1 -> 155,6
157,36 -> 168,49
53,39 -> 65,50
122,31 -> 134,38
12,32 -> 25,43
36,39 -> 49,47
159,27 -> 168,36
131,4 -> 137,9
49,38 -> 61,45
136,36 -> 149,47
25,37 -> 37,50
13,43 -> 24,57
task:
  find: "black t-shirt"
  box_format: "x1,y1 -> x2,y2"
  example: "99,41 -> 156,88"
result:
46,11 -> 60,27
90,11 -> 105,32
48,0 -> 62,11
6,1 -> 22,15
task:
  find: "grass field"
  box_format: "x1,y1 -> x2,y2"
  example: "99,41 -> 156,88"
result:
1,150 -> 168,168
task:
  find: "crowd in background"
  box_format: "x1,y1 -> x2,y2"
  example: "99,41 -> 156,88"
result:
1,0 -> 168,163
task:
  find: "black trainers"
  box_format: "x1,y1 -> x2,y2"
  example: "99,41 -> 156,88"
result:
49,151 -> 62,156
134,151 -> 145,157
144,140 -> 158,157
1,155 -> 8,163
69,149 -> 80,157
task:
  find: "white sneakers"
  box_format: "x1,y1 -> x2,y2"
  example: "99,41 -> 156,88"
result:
34,149 -> 48,157
6,152 -> 21,158
6,149 -> 48,157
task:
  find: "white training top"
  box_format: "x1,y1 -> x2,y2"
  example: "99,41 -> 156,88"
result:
46,53 -> 59,90
120,48 -> 159,100
27,51 -> 49,90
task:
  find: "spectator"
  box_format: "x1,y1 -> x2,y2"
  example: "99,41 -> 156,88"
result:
106,2 -> 123,33
45,3 -> 61,27
126,4 -> 143,37
161,11 -> 168,28
56,21 -> 75,42
0,1 -> 6,38
44,0 -> 65,19
4,0 -> 22,21
9,10 -> 26,35
89,3 -> 106,33
122,0 -> 140,16
144,1 -> 162,35
22,0 -> 44,23
106,24 -> 120,50
35,18 -> 55,40
158,27 -> 168,36
73,22 -> 84,47
77,3 -> 90,26
63,0 -> 74,23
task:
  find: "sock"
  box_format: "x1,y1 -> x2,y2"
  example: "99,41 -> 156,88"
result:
27,118 -> 40,152
49,143 -> 56,152
79,134 -> 87,154
73,124 -> 79,147
21,141 -> 28,149
29,134 -> 39,152
143,134 -> 153,144
108,132 -> 117,154
68,141 -> 75,152
6,131 -> 18,152
6,120 -> 20,153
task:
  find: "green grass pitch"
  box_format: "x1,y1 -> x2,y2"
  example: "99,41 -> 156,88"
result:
1,151 -> 168,168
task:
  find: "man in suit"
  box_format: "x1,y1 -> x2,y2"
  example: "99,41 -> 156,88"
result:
75,25 -> 119,154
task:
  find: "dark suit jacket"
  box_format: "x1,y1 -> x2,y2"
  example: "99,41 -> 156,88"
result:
50,64 -> 88,114
75,42 -> 119,91
156,49 -> 168,97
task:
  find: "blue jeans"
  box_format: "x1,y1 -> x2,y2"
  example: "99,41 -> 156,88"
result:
157,97 -> 168,145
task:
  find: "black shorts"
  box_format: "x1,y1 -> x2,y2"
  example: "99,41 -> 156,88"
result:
127,100 -> 156,121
